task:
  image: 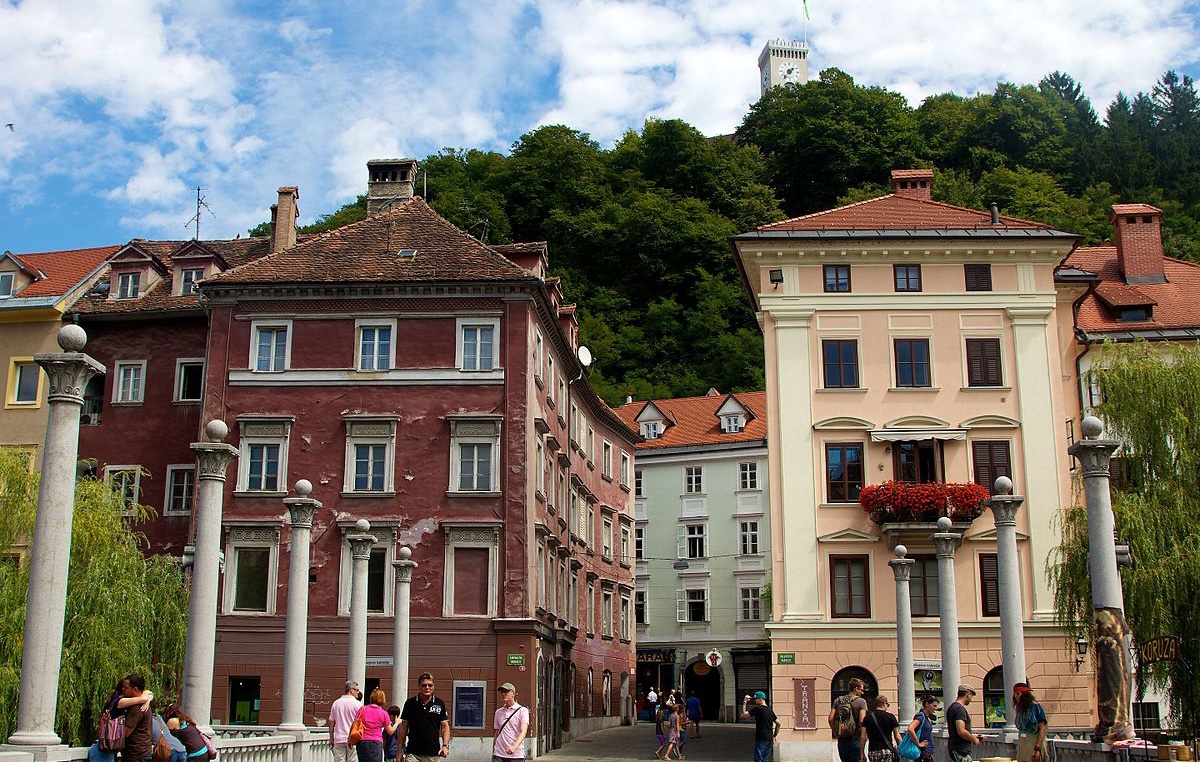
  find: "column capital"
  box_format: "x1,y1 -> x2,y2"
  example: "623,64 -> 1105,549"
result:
34,352 -> 105,405
191,442 -> 239,480
347,519 -> 377,560
889,557 -> 915,582
933,532 -> 962,558
283,498 -> 320,528
1069,439 -> 1120,477
989,495 -> 1024,526
1005,305 -> 1055,324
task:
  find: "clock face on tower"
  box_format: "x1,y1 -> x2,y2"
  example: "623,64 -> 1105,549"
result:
778,61 -> 801,83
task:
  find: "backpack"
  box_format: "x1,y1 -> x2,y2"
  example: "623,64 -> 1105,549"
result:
98,706 -> 125,752
832,695 -> 858,739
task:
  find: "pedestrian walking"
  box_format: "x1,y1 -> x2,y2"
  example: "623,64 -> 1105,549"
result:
740,691 -> 780,762
829,678 -> 868,762
329,681 -> 364,762
946,685 -> 983,762
685,692 -> 702,738
865,695 -> 900,762
397,672 -> 451,762
384,706 -> 403,762
492,682 -> 530,762
903,696 -> 939,762
356,689 -> 399,762
654,706 -> 667,759
675,705 -> 687,759
1012,683 -> 1048,762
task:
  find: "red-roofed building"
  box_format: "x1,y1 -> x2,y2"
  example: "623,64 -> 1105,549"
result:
0,245 -> 114,470
613,390 -> 770,722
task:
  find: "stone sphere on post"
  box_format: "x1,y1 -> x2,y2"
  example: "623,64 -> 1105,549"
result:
993,475 -> 1013,496
356,518 -> 371,532
294,479 -> 313,497
1081,416 -> 1104,439
895,544 -> 908,559
936,516 -> 952,531
57,324 -> 88,352
205,419 -> 229,442
398,546 -> 412,561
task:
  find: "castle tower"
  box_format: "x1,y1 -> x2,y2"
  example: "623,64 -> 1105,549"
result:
758,38 -> 809,95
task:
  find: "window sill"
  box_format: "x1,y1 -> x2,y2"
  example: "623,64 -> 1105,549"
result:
536,490 -> 547,504
545,396 -> 555,410
619,637 -> 631,645
601,634 -> 615,641
819,502 -> 863,509
620,561 -> 631,570
535,374 -> 545,390
557,415 -> 566,428
889,387 -> 939,392
162,511 -> 192,518
172,399 -> 202,405
233,490 -> 288,499
340,491 -> 397,498
4,402 -> 41,410
586,631 -> 595,639
960,385 -> 1011,392
601,474 -> 613,483
602,554 -> 614,563
445,490 -> 502,498
816,388 -> 867,393
111,400 -> 145,406
619,483 -> 630,493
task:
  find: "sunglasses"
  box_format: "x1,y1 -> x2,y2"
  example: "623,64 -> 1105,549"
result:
420,683 -> 434,688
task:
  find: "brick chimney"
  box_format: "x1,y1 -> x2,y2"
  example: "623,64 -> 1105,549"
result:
1112,204 -> 1166,285
890,169 -> 934,201
271,187 -> 299,254
367,159 -> 418,215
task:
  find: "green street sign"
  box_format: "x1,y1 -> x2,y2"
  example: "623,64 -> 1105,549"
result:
507,653 -> 526,666
777,653 -> 796,664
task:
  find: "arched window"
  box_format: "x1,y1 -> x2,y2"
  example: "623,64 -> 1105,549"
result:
831,666 -> 879,704
983,666 -> 1006,728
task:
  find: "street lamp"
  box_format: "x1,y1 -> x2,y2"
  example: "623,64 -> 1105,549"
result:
1075,636 -> 1089,672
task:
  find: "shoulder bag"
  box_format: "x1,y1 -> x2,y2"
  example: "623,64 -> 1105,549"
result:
897,713 -> 922,761
349,708 -> 366,746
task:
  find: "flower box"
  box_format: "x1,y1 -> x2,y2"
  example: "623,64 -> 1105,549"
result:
859,480 -> 989,525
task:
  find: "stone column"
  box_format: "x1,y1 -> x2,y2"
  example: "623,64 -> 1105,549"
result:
346,520 -> 377,688
184,420 -> 239,732
279,480 -> 321,731
989,476 -> 1027,731
391,547 -> 418,700
1068,416 -> 1134,743
890,545 -> 916,723
932,516 -> 962,716
6,326 -> 103,746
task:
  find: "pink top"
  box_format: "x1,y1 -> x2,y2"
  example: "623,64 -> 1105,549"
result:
328,695 -> 363,744
361,704 -> 391,743
492,703 -> 529,759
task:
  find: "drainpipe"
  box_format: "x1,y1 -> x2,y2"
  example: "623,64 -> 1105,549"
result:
1071,280 -> 1099,415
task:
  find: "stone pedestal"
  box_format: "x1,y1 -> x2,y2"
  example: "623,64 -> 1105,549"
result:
346,520 -> 377,688
279,480 -> 321,731
7,326 -> 103,747
890,545 -> 916,723
932,516 -> 962,717
392,547 -> 418,700
989,477 -> 1026,731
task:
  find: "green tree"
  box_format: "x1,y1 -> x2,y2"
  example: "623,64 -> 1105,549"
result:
1050,342 -> 1200,736
0,455 -> 189,747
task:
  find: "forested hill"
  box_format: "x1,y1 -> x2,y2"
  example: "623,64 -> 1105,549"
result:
255,68 -> 1200,405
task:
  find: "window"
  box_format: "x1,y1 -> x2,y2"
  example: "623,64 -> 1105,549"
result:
685,524 -> 707,559
534,330 -> 544,382
113,361 -> 146,404
1132,702 -> 1161,731
8,361 -> 40,406
678,588 -> 708,622
104,466 -> 141,514
236,419 -> 291,494
620,525 -> 630,564
180,268 -> 205,294
458,318 -> 498,371
602,518 -> 614,559
972,440 -> 1012,494
635,470 -> 644,497
826,443 -> 864,502
635,590 -> 648,625
739,462 -> 759,490
82,376 -> 103,424
547,355 -> 555,403
895,440 -> 938,483
601,590 -> 613,635
979,553 -> 999,617
1118,306 -> 1152,322
894,264 -> 922,292
116,272 -> 140,299
586,506 -> 595,547
342,419 -> 396,494
830,555 -> 870,617
229,677 -> 261,725
965,264 -> 992,292
721,414 -> 746,433
448,417 -> 501,493
635,527 -> 644,560
910,556 -> 939,617
164,465 -> 196,516
620,452 -> 631,487
894,339 -> 931,387
223,526 -> 279,614
252,322 -> 290,372
739,521 -> 760,555
357,322 -> 394,371
740,587 -> 763,621
823,339 -> 859,388
620,595 -> 631,639
338,528 -> 395,615
684,465 -> 704,494
602,440 -> 613,478
642,420 -> 661,440
0,272 -> 13,297
965,338 -> 1003,387
442,524 -> 499,617
587,581 -> 595,633
824,264 -> 851,292
175,359 -> 204,402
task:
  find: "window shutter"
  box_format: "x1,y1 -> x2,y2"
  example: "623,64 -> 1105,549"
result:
677,525 -> 686,559
982,340 -> 1002,385
980,553 -> 1000,617
972,440 -> 1012,493
676,589 -> 686,623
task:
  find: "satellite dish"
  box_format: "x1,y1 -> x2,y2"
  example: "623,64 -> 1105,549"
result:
577,345 -> 593,368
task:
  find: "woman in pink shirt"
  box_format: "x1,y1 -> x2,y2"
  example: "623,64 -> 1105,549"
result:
357,689 -> 401,762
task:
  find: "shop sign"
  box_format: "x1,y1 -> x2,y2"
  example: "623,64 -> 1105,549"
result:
507,653 -> 526,666
637,648 -> 676,663
1139,635 -> 1182,666
777,653 -> 796,665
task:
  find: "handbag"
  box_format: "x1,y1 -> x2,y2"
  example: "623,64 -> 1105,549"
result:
349,708 -> 366,746
153,733 -> 173,762
202,731 -> 218,760
98,698 -> 125,752
898,733 -> 921,761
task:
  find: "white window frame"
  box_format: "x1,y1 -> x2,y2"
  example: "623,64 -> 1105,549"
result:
179,267 -> 205,295
587,580 -> 595,634
739,461 -> 759,490
620,452 -> 631,488
602,440 -> 613,478
174,358 -> 204,403
721,413 -> 746,433
442,523 -> 500,618
103,465 -> 141,515
448,417 -> 501,493
620,525 -> 631,565
677,583 -> 709,623
112,360 -> 147,404
683,523 -> 707,559
641,420 -> 661,440
635,469 -> 644,497
620,594 -> 631,640
342,418 -> 397,494
250,320 -> 292,373
534,329 -> 545,385
0,272 -> 14,297
456,316 -> 500,371
336,525 -> 396,616
739,520 -> 760,556
535,439 -> 546,496
163,464 -> 196,516
547,355 -> 556,404
6,359 -> 41,407
684,465 -> 704,494
601,589 -> 613,635
635,527 -> 644,560
635,588 -> 648,626
222,525 -> 280,615
356,319 -> 397,372
602,518 -> 614,559
235,418 -> 292,495
116,272 -> 140,299
586,506 -> 595,548
739,586 -> 763,621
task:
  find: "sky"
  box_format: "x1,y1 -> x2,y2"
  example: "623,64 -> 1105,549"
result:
1,0 -> 1199,255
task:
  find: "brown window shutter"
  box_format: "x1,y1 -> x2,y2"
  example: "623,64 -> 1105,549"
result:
980,553 -> 1000,616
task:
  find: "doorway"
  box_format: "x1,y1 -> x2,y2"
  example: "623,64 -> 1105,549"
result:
683,661 -> 721,722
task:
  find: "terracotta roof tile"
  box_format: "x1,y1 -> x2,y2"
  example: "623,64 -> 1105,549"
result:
891,169 -> 934,180
755,194 -> 1055,232
1094,282 -> 1155,308
7,245 -> 117,299
614,390 -> 767,450
208,197 -> 536,286
1063,244 -> 1200,333
1111,204 -> 1162,216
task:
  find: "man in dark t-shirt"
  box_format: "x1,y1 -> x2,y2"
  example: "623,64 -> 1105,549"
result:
946,685 -> 982,762
121,674 -> 153,762
740,691 -> 780,762
398,672 -> 450,762
864,695 -> 900,762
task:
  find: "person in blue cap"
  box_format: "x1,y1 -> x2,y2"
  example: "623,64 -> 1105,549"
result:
740,690 -> 780,762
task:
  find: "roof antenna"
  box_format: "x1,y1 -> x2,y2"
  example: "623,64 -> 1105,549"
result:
185,186 -> 215,240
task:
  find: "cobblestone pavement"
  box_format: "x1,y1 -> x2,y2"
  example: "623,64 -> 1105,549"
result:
545,722 -> 757,762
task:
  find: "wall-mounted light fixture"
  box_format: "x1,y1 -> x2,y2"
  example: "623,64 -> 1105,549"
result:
672,559 -> 690,571
1075,636 -> 1089,671
769,269 -> 784,289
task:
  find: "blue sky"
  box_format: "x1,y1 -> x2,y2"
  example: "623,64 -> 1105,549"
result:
1,0 -> 1199,255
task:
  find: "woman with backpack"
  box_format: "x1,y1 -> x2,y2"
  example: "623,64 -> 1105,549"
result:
1012,683 -> 1048,762
90,677 -> 154,762
902,695 -> 939,762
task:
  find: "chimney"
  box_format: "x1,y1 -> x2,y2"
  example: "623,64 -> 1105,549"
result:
890,169 -> 934,201
271,187 -> 299,254
1112,204 -> 1166,285
367,159 -> 418,215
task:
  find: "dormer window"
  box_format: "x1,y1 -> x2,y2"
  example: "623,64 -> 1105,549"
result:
1118,306 -> 1152,322
0,273 -> 13,298
180,268 -> 204,294
721,414 -> 746,434
116,273 -> 140,299
641,421 -> 661,440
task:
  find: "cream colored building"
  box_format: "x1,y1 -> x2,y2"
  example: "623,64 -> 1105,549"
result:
731,170 -> 1092,759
